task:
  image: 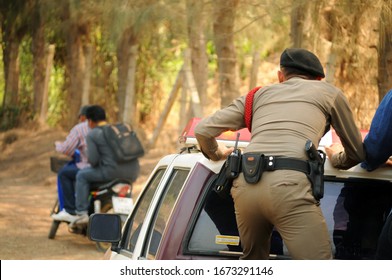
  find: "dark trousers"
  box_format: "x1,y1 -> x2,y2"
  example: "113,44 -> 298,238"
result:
375,212 -> 392,259
58,163 -> 79,215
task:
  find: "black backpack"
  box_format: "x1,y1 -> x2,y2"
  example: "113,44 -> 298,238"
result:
101,123 -> 145,162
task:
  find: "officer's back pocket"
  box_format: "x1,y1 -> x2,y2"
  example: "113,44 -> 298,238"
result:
242,153 -> 265,184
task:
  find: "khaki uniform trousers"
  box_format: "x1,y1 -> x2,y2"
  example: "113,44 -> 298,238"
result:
231,169 -> 332,260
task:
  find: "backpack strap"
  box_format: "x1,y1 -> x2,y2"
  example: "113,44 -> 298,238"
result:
244,86 -> 262,132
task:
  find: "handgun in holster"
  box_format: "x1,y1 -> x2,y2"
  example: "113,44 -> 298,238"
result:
305,140 -> 326,201
214,133 -> 242,200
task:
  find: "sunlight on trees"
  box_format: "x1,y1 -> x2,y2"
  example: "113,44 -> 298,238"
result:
0,0 -> 390,136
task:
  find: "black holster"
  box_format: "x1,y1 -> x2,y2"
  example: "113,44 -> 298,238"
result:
305,140 -> 326,201
213,151 -> 242,200
307,160 -> 324,200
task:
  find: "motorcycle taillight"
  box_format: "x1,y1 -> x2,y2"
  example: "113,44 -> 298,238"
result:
112,183 -> 131,197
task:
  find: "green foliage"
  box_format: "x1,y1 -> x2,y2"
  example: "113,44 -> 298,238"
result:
206,41 -> 218,77
236,38 -> 254,81
0,106 -> 22,131
235,0 -> 290,53
19,38 -> 34,111
89,26 -> 118,121
0,38 -> 35,130
0,0 -> 384,132
46,65 -> 66,127
136,31 -> 185,123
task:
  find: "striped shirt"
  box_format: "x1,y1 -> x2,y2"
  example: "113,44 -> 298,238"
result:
55,121 -> 90,169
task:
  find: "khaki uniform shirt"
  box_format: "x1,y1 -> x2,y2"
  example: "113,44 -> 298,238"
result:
195,77 -> 365,169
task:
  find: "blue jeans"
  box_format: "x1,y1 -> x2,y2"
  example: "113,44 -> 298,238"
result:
75,167 -> 106,215
58,163 -> 79,215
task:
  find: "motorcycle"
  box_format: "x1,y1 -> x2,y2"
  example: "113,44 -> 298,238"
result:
48,155 -> 133,252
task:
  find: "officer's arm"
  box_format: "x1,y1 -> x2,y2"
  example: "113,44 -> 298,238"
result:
195,98 -> 244,161
329,92 -> 365,169
195,133 -> 233,161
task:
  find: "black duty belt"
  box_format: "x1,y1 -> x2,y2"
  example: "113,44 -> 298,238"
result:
263,156 -> 310,174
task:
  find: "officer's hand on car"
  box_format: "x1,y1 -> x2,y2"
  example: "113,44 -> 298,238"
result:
325,143 -> 344,159
216,142 -> 234,161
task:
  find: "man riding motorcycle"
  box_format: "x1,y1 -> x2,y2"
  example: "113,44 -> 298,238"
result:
52,106 -> 90,222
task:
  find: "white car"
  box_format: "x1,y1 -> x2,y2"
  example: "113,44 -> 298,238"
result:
89,118 -> 392,260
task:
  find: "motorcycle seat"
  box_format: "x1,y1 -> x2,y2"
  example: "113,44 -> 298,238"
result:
90,178 -> 131,191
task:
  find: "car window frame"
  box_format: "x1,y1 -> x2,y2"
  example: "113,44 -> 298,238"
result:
118,167 -> 167,256
182,173 -> 243,259
140,167 -> 191,259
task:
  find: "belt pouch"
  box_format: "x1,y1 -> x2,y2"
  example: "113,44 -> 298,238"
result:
242,153 -> 265,184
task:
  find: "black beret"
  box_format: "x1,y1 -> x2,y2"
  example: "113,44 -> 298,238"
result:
280,48 -> 325,78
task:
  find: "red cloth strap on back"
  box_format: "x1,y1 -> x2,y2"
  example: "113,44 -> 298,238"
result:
244,86 -> 261,132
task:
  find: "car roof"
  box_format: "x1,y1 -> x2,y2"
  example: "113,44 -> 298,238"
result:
180,118 -> 392,183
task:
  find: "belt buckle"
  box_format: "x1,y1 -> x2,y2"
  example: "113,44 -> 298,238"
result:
266,156 -> 275,170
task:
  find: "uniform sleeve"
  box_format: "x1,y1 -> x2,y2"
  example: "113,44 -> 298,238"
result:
195,96 -> 246,161
362,90 -> 392,171
86,130 -> 100,167
329,92 -> 365,169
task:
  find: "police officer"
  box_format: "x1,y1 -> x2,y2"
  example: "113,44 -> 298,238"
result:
195,48 -> 365,260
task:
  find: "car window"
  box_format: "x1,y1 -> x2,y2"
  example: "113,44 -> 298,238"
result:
143,168 -> 190,259
324,180 -> 392,259
121,168 -> 166,254
187,186 -> 242,256
186,177 -> 392,260
186,176 -> 285,258
280,180 -> 392,259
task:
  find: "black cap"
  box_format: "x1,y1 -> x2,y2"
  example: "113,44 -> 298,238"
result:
280,48 -> 325,78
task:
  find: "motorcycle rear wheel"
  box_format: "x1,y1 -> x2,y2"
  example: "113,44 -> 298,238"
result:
48,199 -> 61,239
48,220 -> 61,239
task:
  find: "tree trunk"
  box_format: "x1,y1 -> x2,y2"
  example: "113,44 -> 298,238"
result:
378,0 -> 392,103
3,41 -> 20,107
183,49 -> 203,117
149,66 -> 184,148
122,44 -> 139,125
179,83 -> 190,135
186,0 -> 208,109
328,1 -> 379,129
32,6 -> 46,117
290,0 -> 323,50
81,44 -> 93,106
65,22 -> 90,128
39,44 -> 55,124
0,1 -> 27,111
290,0 -> 308,48
249,51 -> 260,90
322,4 -> 338,84
213,0 -> 240,108
117,29 -> 138,122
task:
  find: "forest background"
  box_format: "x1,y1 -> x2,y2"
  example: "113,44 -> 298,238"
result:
1,0 -> 392,151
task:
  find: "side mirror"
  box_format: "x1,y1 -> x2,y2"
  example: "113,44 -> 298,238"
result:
88,213 -> 122,243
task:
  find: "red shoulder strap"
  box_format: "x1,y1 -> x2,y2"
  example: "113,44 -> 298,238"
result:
244,86 -> 261,132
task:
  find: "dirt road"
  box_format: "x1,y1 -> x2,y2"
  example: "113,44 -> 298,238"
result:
0,126 -> 167,260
